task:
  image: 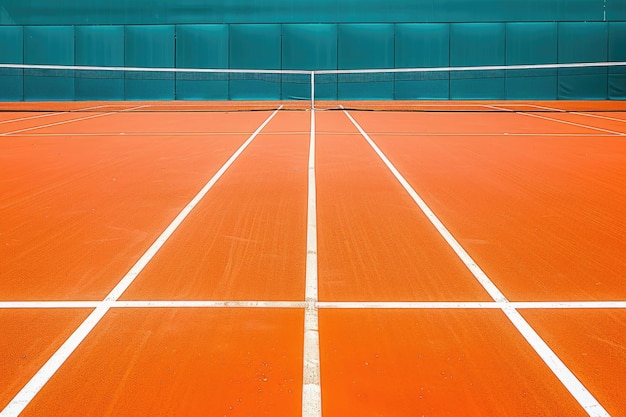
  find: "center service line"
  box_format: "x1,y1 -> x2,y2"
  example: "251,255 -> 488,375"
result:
342,109 -> 609,417
0,107 -> 283,417
302,108 -> 322,417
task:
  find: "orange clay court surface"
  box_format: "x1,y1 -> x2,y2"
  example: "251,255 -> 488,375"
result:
0,101 -> 625,417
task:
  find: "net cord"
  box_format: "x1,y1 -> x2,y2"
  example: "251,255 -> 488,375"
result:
3,60 -> 624,76
311,71 -> 315,110
0,63 -> 311,75
314,61 -> 626,75
1,61 -> 625,110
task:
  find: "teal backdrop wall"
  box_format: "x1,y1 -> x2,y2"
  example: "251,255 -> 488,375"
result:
2,0 -> 625,25
1,0 -> 624,101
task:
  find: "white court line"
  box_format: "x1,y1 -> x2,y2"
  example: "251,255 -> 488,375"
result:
518,112 -> 625,136
526,104 -> 567,112
570,112 -> 626,124
0,106 -> 144,136
5,130 -> 618,138
0,107 -> 282,417
0,301 -> 100,309
344,132 -> 617,137
1,300 -> 626,309
117,300 -> 307,308
0,112 -> 116,136
6,131 -> 311,137
341,109 -> 508,303
342,109 -> 609,417
482,104 -> 514,112
302,108 -> 322,417
317,301 -> 626,309
0,104 -> 114,126
0,112 -> 67,125
313,132 -> 616,137
0,301 -> 307,309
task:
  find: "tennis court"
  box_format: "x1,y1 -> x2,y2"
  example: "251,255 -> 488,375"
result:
1,1 -> 626,415
0,99 -> 625,416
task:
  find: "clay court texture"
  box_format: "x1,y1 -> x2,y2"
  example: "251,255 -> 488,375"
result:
0,101 -> 625,416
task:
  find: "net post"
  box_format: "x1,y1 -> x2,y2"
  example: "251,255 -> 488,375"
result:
310,71 -> 315,110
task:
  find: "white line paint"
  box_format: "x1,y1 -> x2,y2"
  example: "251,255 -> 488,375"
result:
0,107 -> 282,417
5,131 -> 619,138
342,109 -> 508,303
76,104 -> 122,111
482,105 -> 514,112
314,61 -> 626,75
0,112 -> 119,136
0,301 -> 306,309
104,108 -> 281,304
519,112 -> 625,136
2,63 -> 310,75
526,104 -> 567,112
342,109 -> 610,417
0,105 -> 149,136
571,112 -> 626,124
6,131 -> 311,137
302,108 -> 322,417
349,133 -> 617,137
317,301 -> 626,309
503,306 -> 610,416
116,300 -> 307,308
1,300 -> 626,310
318,301 -> 499,309
0,112 -> 68,125
0,301 -> 101,309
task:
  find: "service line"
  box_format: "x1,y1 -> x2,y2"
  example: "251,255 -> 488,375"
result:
1,300 -> 626,310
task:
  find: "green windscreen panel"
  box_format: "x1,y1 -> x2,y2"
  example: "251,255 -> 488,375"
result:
124,25 -> 175,100
337,24 -> 394,100
558,22 -> 608,99
282,24 -> 337,100
75,26 -> 124,100
450,23 -> 505,99
0,26 -> 23,100
395,23 -> 450,99
175,24 -> 229,100
505,22 -> 557,99
608,22 -> 626,99
0,0 -> 609,25
429,0 -> 603,23
229,24 -> 282,100
606,0 -> 626,20
24,26 -> 75,100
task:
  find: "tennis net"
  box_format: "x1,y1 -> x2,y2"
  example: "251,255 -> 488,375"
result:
0,62 -> 625,112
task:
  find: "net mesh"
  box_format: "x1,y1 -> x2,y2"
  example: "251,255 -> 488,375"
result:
0,62 -> 625,112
